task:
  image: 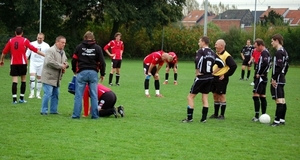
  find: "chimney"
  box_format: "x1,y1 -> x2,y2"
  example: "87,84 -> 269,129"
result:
268,6 -> 271,9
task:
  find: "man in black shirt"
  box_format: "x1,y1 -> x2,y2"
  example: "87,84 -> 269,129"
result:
240,39 -> 254,80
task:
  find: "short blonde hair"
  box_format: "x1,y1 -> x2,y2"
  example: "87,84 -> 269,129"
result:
83,31 -> 95,40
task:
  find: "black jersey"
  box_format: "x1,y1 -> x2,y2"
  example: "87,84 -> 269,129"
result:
195,47 -> 224,77
241,45 -> 254,60
256,48 -> 271,76
272,47 -> 289,83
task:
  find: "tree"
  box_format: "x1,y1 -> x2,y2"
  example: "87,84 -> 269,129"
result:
182,0 -> 200,16
261,10 -> 285,26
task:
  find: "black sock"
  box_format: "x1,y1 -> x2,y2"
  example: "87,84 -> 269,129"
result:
220,102 -> 226,116
174,73 -> 177,81
260,97 -> 267,114
201,107 -> 208,121
144,79 -> 149,90
247,70 -> 251,79
214,102 -> 220,116
187,106 -> 194,120
20,82 -> 26,100
116,74 -> 120,84
109,73 -> 113,84
165,73 -> 169,80
241,70 -> 245,79
275,103 -> 284,122
253,96 -> 260,118
282,103 -> 287,120
154,80 -> 159,90
12,82 -> 17,102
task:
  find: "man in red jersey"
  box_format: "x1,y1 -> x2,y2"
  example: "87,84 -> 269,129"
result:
163,52 -> 178,85
248,48 -> 261,86
0,27 -> 45,104
143,50 -> 173,97
104,32 -> 124,86
82,83 -> 124,118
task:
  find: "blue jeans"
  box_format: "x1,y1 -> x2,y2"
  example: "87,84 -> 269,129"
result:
72,70 -> 99,119
40,83 -> 59,113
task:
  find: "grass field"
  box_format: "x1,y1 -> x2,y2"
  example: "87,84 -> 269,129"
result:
0,59 -> 299,159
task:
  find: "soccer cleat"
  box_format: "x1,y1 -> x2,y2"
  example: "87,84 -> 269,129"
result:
145,94 -> 151,98
270,122 -> 280,127
109,83 -> 113,86
36,95 -> 42,99
217,115 -> 225,120
239,78 -> 244,80
250,82 -> 255,86
116,83 -> 120,86
28,94 -> 35,99
163,81 -> 168,84
182,118 -> 193,123
174,81 -> 178,85
117,106 -> 124,117
252,117 -> 259,122
280,122 -> 285,125
19,99 -> 27,103
209,114 -> 218,119
113,107 -> 118,118
200,119 -> 207,123
245,78 -> 249,81
12,101 -> 18,104
155,94 -> 163,97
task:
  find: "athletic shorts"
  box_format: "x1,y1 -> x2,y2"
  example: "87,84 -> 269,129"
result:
166,63 -> 177,69
211,76 -> 229,94
190,76 -> 213,94
111,59 -> 122,68
253,76 -> 268,95
10,64 -> 27,76
270,83 -> 285,100
143,63 -> 157,76
242,59 -> 251,66
29,62 -> 43,76
99,91 -> 117,109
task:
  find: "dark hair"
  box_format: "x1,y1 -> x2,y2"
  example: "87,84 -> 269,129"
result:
255,38 -> 265,46
200,36 -> 210,45
272,34 -> 284,45
15,27 -> 23,35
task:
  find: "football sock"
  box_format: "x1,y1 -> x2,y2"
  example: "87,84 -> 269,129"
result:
20,82 -> 26,100
275,103 -> 284,121
241,70 -> 245,79
30,76 -> 35,95
144,79 -> 149,90
115,73 -> 120,84
109,73 -> 113,84
260,97 -> 267,114
201,107 -> 208,121
220,102 -> 226,116
214,102 -> 220,116
247,70 -> 251,79
187,106 -> 194,120
154,80 -> 159,90
253,96 -> 260,118
282,103 -> 287,120
174,73 -> 177,81
165,73 -> 169,80
12,82 -> 17,102
37,80 -> 42,95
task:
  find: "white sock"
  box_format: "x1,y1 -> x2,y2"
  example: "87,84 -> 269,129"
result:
30,76 -> 35,95
36,80 -> 42,96
145,90 -> 149,95
155,90 -> 160,95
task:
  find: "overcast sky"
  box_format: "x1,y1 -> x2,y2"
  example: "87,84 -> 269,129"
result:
196,0 -> 300,11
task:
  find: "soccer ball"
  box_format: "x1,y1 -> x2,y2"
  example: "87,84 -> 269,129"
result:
259,114 -> 271,124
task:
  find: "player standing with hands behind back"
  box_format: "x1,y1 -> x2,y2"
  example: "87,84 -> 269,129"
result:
240,39 -> 254,81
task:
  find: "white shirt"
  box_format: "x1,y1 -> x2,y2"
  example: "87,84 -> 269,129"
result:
26,41 -> 50,63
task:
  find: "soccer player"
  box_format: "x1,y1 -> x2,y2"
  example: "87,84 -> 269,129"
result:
251,39 -> 271,122
143,50 -> 173,97
82,83 -> 124,118
0,27 -> 45,104
26,33 -> 50,99
248,48 -> 261,86
182,36 -> 224,123
240,39 -> 254,81
163,52 -> 178,85
104,32 -> 124,86
270,34 -> 289,127
210,39 -> 237,120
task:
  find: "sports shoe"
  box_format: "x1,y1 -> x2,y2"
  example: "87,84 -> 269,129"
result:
36,95 -> 42,99
145,94 -> 150,98
245,78 -> 249,81
163,81 -> 168,84
250,82 -> 255,86
174,81 -> 178,85
19,99 -> 27,103
116,83 -> 120,86
217,115 -> 225,120
113,107 -> 118,118
200,119 -> 207,123
28,94 -> 35,99
252,117 -> 259,122
239,78 -> 244,80
182,118 -> 193,123
155,94 -> 163,97
117,106 -> 124,117
280,122 -> 285,125
109,83 -> 113,86
209,114 -> 218,119
12,101 -> 18,104
270,122 -> 280,127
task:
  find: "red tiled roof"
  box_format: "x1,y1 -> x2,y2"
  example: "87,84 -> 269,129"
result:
260,8 -> 289,18
198,15 -> 217,25
286,10 -> 300,24
182,10 -> 205,22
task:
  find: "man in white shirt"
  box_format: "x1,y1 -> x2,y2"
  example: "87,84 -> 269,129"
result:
26,33 -> 50,99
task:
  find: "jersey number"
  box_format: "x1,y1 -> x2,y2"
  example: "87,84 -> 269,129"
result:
206,61 -> 212,72
14,42 -> 19,49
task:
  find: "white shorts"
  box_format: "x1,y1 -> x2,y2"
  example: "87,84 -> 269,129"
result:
29,62 -> 44,76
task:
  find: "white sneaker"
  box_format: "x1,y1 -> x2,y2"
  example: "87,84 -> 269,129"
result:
250,82 -> 254,86
36,95 -> 42,99
29,94 -> 35,98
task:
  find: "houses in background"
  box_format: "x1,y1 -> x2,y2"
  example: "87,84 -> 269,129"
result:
182,6 -> 300,32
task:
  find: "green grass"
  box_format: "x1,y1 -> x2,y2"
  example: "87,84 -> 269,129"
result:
0,59 -> 299,159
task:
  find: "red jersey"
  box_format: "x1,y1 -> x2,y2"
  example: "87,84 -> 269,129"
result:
104,40 -> 124,60
2,35 -> 38,65
168,52 -> 178,64
83,84 -> 111,109
252,49 -> 261,64
143,51 -> 165,66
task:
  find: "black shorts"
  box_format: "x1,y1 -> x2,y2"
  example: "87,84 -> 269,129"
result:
190,76 -> 213,94
211,76 -> 229,94
242,59 -> 251,66
166,63 -> 177,69
10,64 -> 27,76
143,63 -> 157,76
111,59 -> 122,68
253,76 -> 268,95
271,84 -> 285,100
99,91 -> 117,109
